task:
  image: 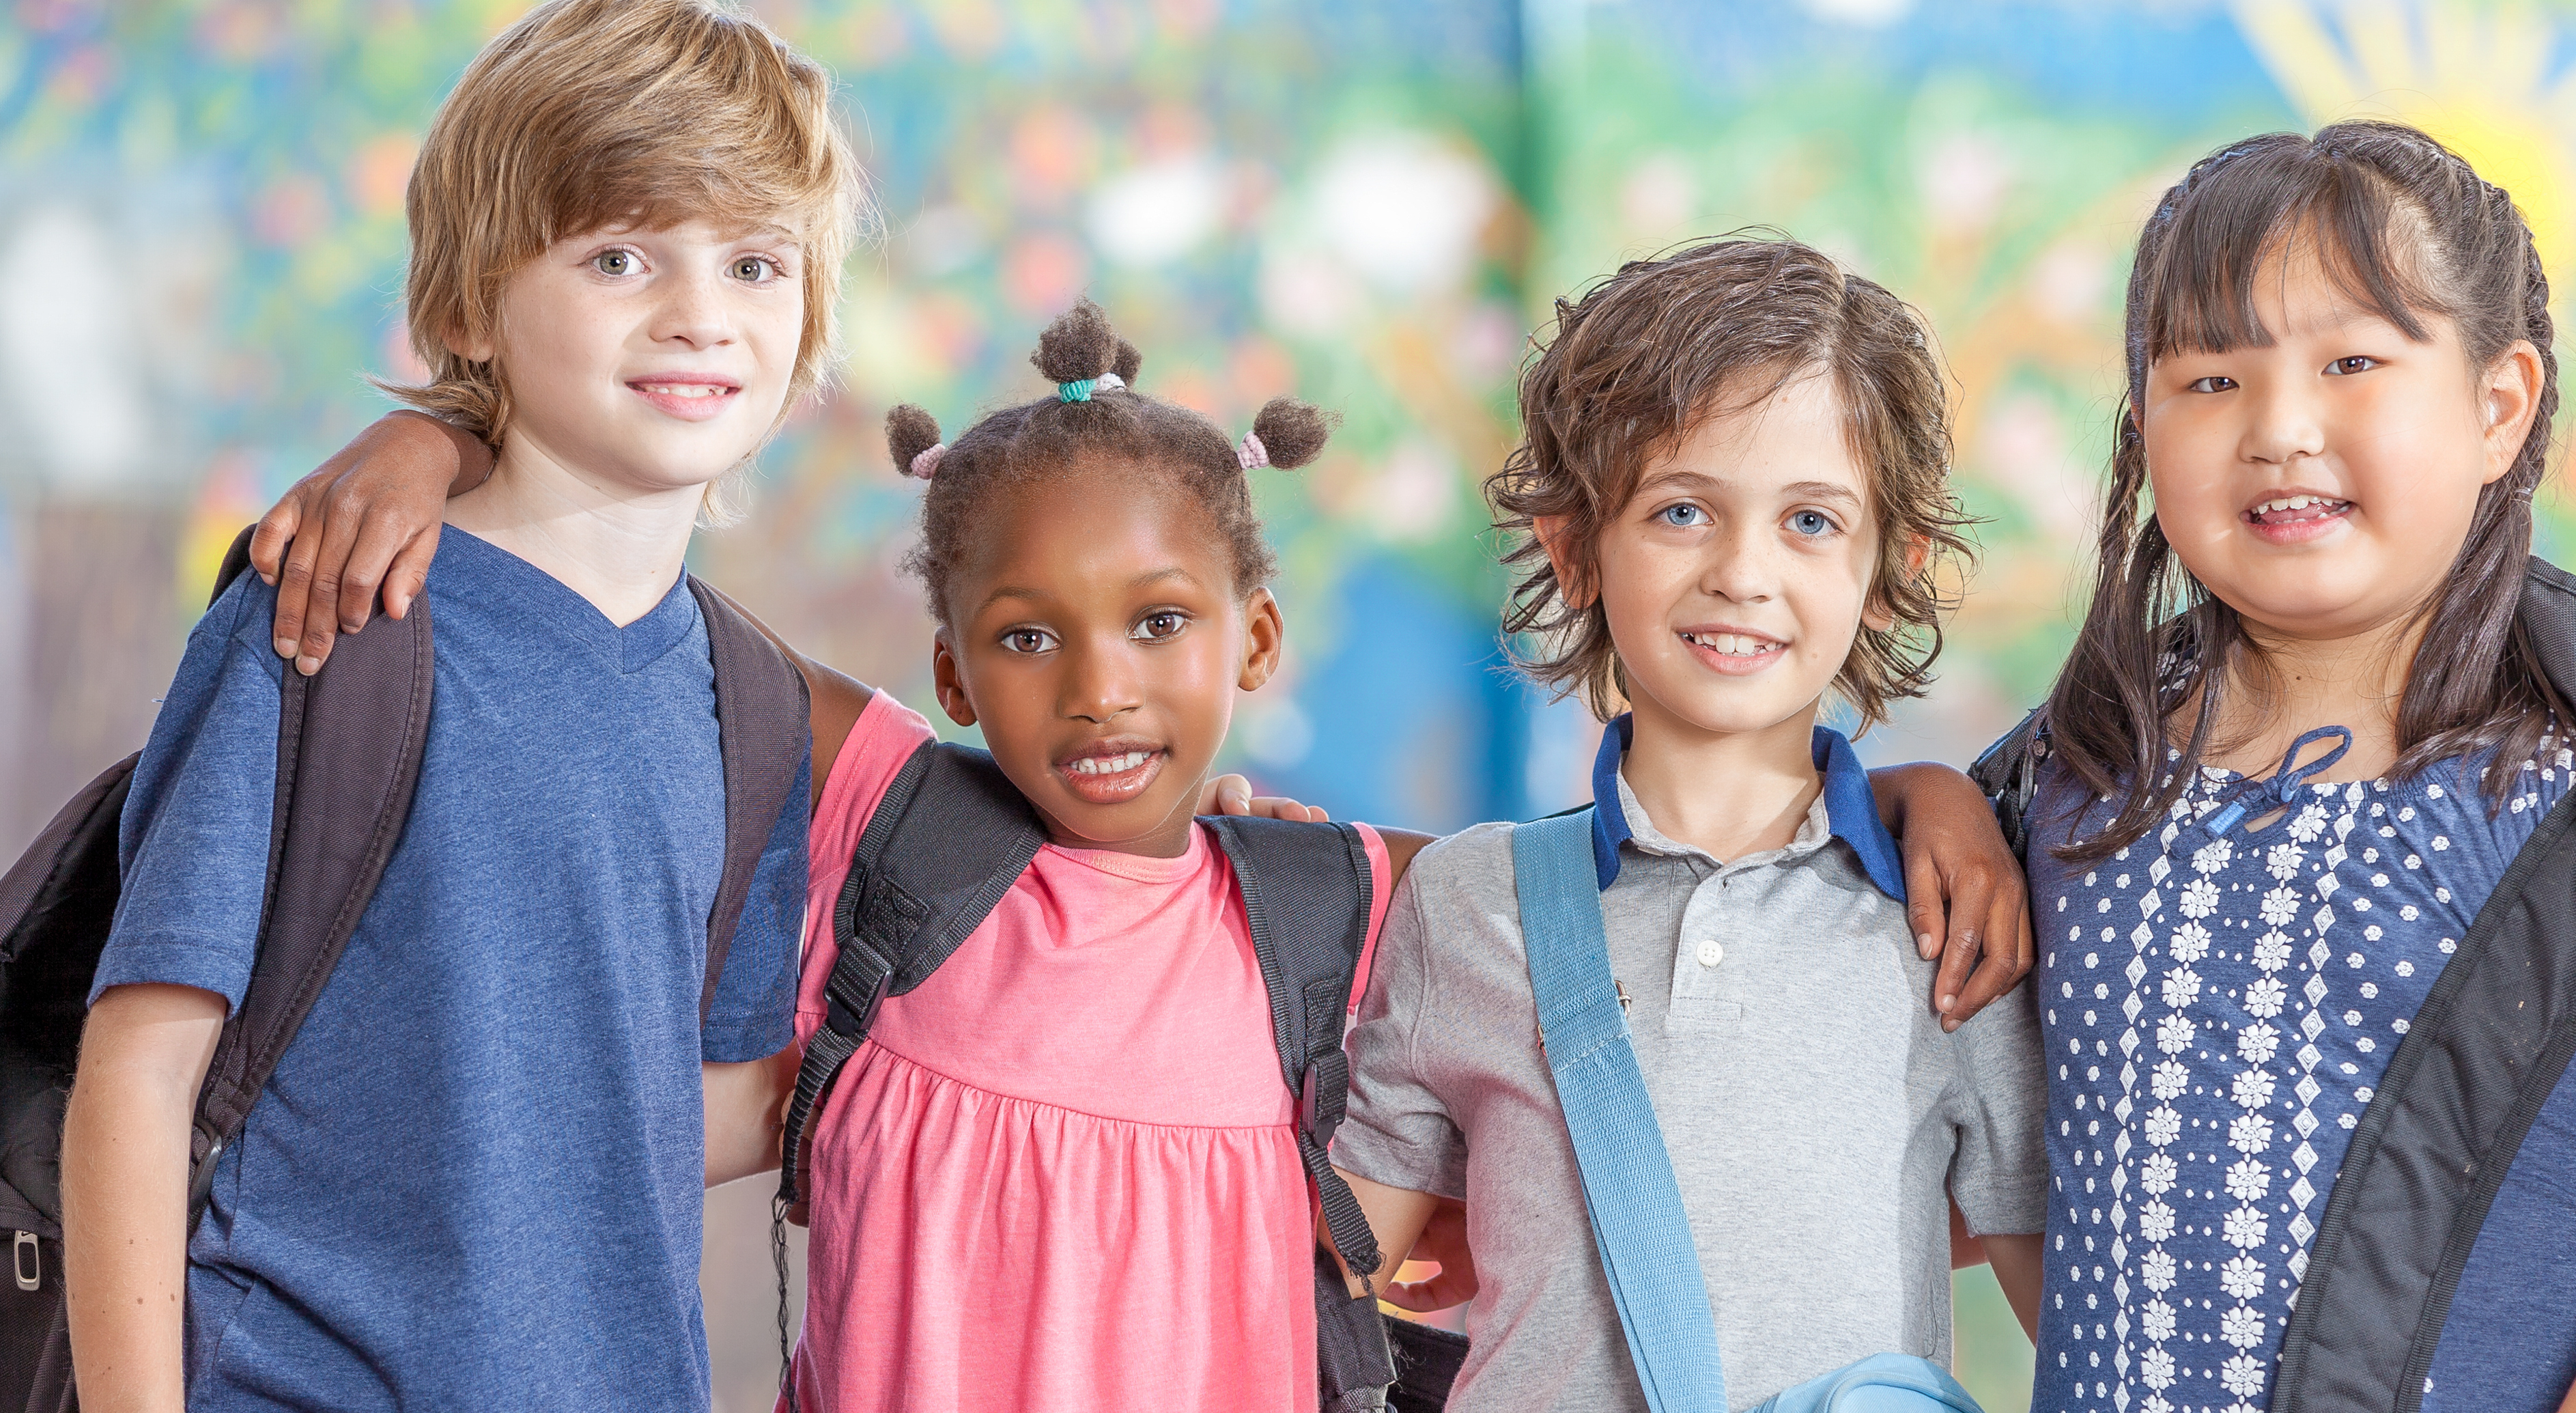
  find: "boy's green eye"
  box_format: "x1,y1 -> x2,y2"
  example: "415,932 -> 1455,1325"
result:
593,250 -> 634,276
733,257 -> 772,282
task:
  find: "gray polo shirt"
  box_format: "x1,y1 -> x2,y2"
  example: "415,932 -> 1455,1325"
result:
1335,721 -> 2048,1412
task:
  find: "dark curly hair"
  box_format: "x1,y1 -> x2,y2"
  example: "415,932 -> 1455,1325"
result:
1487,234 -> 1975,727
889,299 -> 1335,624
2045,120 -> 2566,863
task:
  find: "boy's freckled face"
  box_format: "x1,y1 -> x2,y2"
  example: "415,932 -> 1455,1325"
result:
1587,372 -> 1882,741
933,461 -> 1278,856
2143,249 -> 2523,643
467,219 -> 804,490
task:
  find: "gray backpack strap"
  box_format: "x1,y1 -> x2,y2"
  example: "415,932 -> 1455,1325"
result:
776,741 -> 1045,1209
2273,557 -> 2576,1413
686,578 -> 811,1024
188,525 -> 435,1222
1202,815 -> 1394,1412
1967,707 -> 2046,860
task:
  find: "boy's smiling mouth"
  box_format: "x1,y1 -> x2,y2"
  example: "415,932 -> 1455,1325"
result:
1054,737 -> 1167,805
627,375 -> 741,422
1677,624 -> 1789,675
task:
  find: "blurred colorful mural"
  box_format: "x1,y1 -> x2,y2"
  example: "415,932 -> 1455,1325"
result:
9,1 -> 2576,1408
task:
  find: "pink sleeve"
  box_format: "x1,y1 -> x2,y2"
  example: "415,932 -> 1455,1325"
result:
1348,823 -> 1395,1013
796,692 -> 938,1042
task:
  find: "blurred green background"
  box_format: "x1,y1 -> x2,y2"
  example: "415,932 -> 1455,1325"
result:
10,1 -> 2576,1408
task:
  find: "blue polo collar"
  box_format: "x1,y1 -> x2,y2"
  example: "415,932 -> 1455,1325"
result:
1586,712 -> 1907,901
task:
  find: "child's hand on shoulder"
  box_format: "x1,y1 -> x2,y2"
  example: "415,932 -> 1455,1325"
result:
250,411 -> 494,675
1871,761 -> 2033,1031
1194,781 -> 1435,884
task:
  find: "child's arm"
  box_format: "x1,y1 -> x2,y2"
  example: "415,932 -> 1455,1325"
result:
249,411 -> 492,674
1870,761 -> 2033,1030
704,1044 -> 802,1188
61,983 -> 229,1413
1980,1233 -> 2043,1341
1325,1169 -> 1443,1300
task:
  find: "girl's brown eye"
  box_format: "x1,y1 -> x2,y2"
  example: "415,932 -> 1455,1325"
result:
1004,629 -> 1054,654
1134,613 -> 1187,641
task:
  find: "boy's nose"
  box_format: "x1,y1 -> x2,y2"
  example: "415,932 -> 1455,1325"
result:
651,271 -> 736,349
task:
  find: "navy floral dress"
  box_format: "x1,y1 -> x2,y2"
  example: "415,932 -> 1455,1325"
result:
2022,727 -> 2570,1413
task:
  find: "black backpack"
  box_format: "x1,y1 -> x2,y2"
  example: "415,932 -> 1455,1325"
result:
0,527 -> 808,1413
774,740 -> 1430,1413
1970,555 -> 2576,1413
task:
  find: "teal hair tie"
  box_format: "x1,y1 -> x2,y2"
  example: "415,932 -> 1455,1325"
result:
1055,371 -> 1124,404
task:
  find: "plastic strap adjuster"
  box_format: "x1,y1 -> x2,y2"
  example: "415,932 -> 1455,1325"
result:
824,942 -> 896,1039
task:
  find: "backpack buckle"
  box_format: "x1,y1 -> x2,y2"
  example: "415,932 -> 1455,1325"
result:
824,942 -> 896,1039
12,1231 -> 36,1292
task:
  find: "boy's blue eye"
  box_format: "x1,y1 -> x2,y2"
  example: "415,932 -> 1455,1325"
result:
1788,510 -> 1835,537
732,257 -> 774,283
1656,504 -> 1706,528
593,250 -> 635,276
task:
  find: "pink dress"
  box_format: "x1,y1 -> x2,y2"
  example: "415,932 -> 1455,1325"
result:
787,692 -> 1390,1412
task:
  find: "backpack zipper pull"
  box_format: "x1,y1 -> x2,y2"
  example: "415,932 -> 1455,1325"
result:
12,1231 -> 37,1292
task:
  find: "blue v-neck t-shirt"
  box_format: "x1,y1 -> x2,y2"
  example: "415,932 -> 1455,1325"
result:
94,527 -> 808,1410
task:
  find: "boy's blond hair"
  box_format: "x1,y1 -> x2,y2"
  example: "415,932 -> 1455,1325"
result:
393,0 -> 861,449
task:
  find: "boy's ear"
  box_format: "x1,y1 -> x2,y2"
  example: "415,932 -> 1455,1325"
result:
931,630 -> 978,728
1861,533 -> 1931,634
440,318 -> 495,365
1533,514 -> 1595,610
1238,588 -> 1285,693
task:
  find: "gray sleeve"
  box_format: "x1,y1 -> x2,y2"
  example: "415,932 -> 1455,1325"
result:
1332,867 -> 1470,1200
1945,980 -> 2052,1236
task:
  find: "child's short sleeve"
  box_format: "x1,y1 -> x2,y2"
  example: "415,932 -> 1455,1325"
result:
1332,866 -> 1470,1199
700,747 -> 812,1063
93,577 -> 288,1011
1947,978 -> 2052,1236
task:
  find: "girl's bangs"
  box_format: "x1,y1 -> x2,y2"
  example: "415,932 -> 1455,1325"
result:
2143,150 -> 2442,367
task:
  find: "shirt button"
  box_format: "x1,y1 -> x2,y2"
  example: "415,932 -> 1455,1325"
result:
1695,940 -> 1725,968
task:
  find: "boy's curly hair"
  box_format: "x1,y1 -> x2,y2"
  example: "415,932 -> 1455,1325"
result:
890,299 -> 1335,624
1488,235 -> 1975,727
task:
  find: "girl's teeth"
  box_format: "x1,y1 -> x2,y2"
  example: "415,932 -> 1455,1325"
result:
1073,751 -> 1148,776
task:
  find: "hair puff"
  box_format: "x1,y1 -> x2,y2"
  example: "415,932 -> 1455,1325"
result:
886,404 -> 943,476
1030,298 -> 1120,385
1247,397 -> 1335,470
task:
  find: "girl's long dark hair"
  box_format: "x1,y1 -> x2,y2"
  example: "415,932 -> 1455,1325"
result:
2048,120 -> 2566,863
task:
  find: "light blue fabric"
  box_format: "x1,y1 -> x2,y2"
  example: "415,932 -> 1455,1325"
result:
95,527 -> 808,1411
1513,811 -> 1981,1413
1587,715 -> 1904,900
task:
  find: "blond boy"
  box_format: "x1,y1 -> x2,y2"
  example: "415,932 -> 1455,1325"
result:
60,3 -> 855,1407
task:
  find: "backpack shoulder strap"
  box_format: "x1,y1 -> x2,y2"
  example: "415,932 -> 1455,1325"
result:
1513,809 -> 1725,1413
188,527 -> 434,1220
686,577 -> 811,1024
1967,707 -> 2046,861
776,741 -> 1045,1206
1200,814 -> 1394,1409
2272,558 -> 2576,1413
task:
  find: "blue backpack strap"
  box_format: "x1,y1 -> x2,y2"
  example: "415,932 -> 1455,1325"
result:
1512,809 -> 1727,1413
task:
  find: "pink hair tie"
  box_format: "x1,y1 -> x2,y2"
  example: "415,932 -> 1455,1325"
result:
1236,431 -> 1269,471
906,443 -> 946,480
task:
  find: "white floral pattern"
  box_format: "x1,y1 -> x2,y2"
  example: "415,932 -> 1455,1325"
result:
2027,740 -> 2565,1413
